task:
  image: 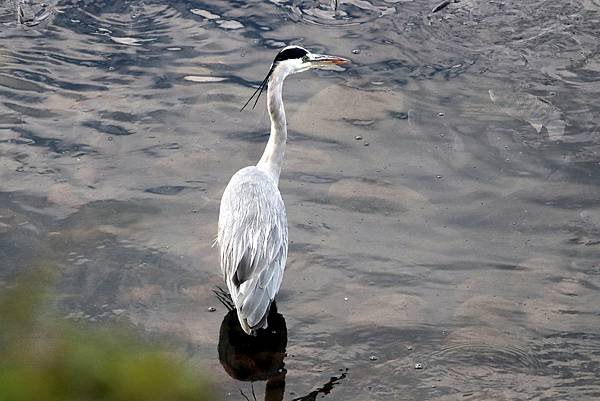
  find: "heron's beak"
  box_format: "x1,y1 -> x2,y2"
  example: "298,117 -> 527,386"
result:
309,53 -> 350,66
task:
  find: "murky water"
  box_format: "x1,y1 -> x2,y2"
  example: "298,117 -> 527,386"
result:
1,0 -> 600,399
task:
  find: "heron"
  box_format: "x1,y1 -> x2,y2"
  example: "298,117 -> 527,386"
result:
217,46 -> 349,335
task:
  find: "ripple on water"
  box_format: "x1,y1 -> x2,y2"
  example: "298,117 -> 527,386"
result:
423,340 -> 546,395
535,332 -> 600,399
286,0 -> 396,27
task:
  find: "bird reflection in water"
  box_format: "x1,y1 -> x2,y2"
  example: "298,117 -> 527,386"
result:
216,288 -> 347,401
218,296 -> 287,401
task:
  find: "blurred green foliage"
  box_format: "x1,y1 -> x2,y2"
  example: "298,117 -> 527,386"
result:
0,270 -> 215,401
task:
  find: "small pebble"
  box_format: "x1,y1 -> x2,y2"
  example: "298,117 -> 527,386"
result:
414,363 -> 424,369
354,135 -> 363,140
207,306 -> 216,312
352,48 -> 361,54
369,355 -> 378,361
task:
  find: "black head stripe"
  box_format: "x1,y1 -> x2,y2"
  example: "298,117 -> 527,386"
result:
273,47 -> 308,63
240,47 -> 308,112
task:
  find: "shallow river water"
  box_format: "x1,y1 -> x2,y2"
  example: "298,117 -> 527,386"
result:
1,0 -> 600,400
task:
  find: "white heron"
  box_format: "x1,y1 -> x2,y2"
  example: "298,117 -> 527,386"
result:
217,46 -> 348,335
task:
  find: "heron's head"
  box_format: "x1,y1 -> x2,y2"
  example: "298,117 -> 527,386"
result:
271,45 -> 349,75
241,46 -> 349,111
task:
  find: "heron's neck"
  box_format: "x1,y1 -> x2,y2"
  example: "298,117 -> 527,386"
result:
257,70 -> 288,183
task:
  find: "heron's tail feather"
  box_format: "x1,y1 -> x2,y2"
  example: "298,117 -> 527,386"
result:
230,275 -> 277,335
241,280 -> 271,325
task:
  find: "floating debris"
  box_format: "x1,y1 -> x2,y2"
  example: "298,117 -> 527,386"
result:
436,175 -> 443,179
207,306 -> 216,312
431,0 -> 459,14
363,142 -> 370,146
352,49 -> 361,55
438,112 -> 445,117
110,36 -> 154,46
190,9 -> 219,19
369,355 -> 378,361
217,20 -> 244,30
183,76 -> 227,83
354,135 -> 363,140
414,363 -> 424,369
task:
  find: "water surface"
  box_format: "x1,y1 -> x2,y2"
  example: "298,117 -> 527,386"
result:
1,0 -> 599,400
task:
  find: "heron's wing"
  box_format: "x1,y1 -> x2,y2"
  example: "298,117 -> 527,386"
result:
217,167 -> 288,333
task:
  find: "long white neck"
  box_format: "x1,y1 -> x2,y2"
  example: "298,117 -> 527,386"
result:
257,68 -> 288,183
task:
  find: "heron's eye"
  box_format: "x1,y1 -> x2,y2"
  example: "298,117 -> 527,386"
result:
301,55 -> 309,63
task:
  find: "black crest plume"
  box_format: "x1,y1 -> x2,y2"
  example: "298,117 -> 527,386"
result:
240,65 -> 274,112
240,47 -> 309,112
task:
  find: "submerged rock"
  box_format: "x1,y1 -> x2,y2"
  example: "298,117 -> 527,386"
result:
489,89 -> 566,141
